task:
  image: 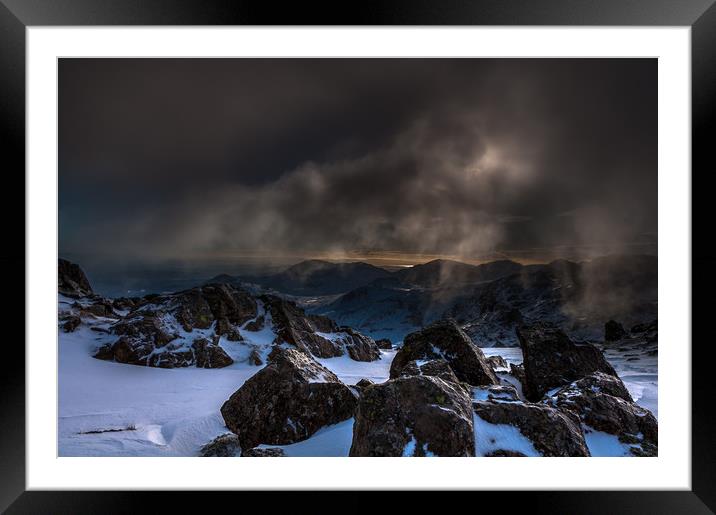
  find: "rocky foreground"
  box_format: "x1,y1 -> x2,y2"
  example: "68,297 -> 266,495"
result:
59,258 -> 657,457
59,259 -> 383,369
203,317 -> 657,457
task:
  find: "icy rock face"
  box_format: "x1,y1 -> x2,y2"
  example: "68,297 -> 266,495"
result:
473,400 -> 590,457
544,372 -> 658,456
350,375 -> 475,457
390,319 -> 497,386
58,258 -> 94,298
517,322 -> 617,401
265,295 -> 381,361
220,348 -> 358,450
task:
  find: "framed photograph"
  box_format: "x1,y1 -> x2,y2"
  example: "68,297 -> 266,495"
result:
3,0 -> 713,512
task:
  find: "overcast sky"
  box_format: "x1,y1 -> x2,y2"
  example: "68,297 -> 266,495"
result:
59,58 -> 656,264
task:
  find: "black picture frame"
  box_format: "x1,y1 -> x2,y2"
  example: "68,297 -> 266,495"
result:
2,1 -> 714,512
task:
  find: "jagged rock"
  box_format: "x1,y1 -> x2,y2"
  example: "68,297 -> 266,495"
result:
544,372 -> 657,456
93,343 -> 114,360
398,359 -> 460,383
199,434 -> 241,457
244,315 -> 265,332
265,296 -> 380,361
473,400 -> 590,457
214,317 -> 243,341
509,363 -> 526,386
355,378 -> 375,391
473,384 -> 521,402
192,338 -> 233,368
58,258 -> 93,298
487,355 -> 509,371
604,320 -> 628,342
390,319 -> 497,386
112,297 -> 138,312
375,338 -> 393,349
220,348 -> 357,449
350,375 -> 475,457
516,322 -> 617,401
242,447 -> 285,457
120,337 -> 194,368
111,312 -> 179,347
247,348 -> 263,366
83,300 -> 115,318
201,283 -> 258,326
62,315 -> 81,333
342,327 -> 381,362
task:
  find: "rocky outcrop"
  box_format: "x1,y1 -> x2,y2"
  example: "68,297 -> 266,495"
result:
375,338 -> 393,349
390,319 -> 497,386
350,375 -> 475,457
242,447 -> 286,457
473,400 -> 590,457
265,295 -> 380,361
544,372 -> 658,456
397,359 -> 460,383
516,322 -> 617,401
58,258 -> 93,298
191,337 -> 234,368
486,355 -> 509,371
604,320 -> 628,342
220,349 -> 357,449
61,314 -> 81,333
199,434 -> 241,457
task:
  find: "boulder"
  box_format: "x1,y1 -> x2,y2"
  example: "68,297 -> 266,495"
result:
375,338 -> 393,350
244,315 -> 265,332
242,447 -> 285,457
220,348 -> 357,449
354,378 -> 375,393
486,355 -> 509,371
191,337 -> 233,368
390,319 -> 497,386
247,348 -> 263,366
398,359 -> 460,383
604,320 -> 628,342
199,434 -> 241,457
341,327 -> 381,362
58,258 -> 93,298
516,322 -> 618,401
473,400 -> 590,457
544,372 -> 657,456
83,299 -> 116,318
349,375 -> 475,457
214,317 -> 243,341
61,314 -> 81,333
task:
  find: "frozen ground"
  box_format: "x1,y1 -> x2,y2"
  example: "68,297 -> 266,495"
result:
59,321 -> 657,457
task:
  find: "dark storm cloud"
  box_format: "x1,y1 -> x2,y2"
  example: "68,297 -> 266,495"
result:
59,58 -> 656,261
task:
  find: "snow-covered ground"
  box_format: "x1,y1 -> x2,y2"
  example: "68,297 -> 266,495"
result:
59,320 -> 657,457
